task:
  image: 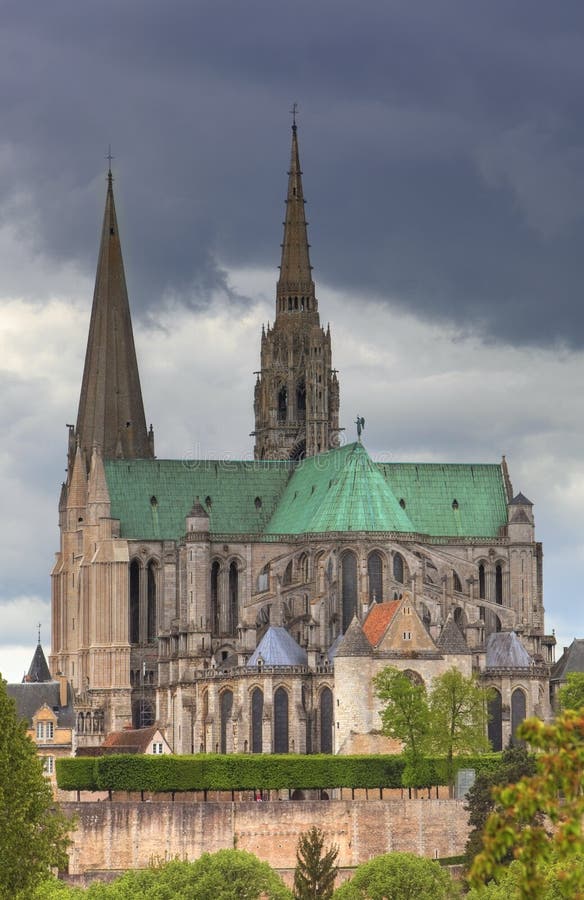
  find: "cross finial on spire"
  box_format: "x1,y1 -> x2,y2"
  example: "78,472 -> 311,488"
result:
37,623 -> 41,644
105,145 -> 114,178
290,102 -> 299,129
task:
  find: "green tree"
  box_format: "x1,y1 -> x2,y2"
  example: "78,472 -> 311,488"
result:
557,671 -> 584,711
466,853 -> 584,900
294,826 -> 338,900
0,676 -> 72,899
373,667 -> 430,786
469,710 -> 584,899
83,852 -> 292,899
464,744 -> 536,867
429,668 -> 491,788
332,852 -> 456,900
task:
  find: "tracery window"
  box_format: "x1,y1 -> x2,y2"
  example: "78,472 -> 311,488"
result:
393,553 -> 404,584
368,551 -> 383,603
274,687 -> 289,753
220,689 -> 233,754
341,551 -> 358,632
320,687 -> 333,754
251,688 -> 263,754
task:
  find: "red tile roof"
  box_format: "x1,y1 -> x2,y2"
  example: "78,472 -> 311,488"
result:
101,725 -> 159,754
362,601 -> 400,648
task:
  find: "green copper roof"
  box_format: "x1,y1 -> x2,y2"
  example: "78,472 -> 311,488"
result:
104,458 -> 292,540
378,461 -> 508,538
266,442 -> 414,534
104,444 -> 509,541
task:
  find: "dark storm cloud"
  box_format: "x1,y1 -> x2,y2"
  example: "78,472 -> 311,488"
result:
2,1 -> 584,343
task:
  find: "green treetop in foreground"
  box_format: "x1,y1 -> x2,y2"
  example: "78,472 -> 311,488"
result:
469,710 -> 584,899
0,676 -> 71,900
293,826 -> 338,900
332,852 -> 457,900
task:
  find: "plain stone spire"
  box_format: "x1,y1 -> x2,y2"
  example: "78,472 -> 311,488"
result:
74,168 -> 153,465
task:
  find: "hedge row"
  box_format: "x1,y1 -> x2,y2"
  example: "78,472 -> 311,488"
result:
56,752 -> 502,793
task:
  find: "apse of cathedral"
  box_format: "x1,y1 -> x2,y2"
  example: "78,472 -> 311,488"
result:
50,123 -> 555,758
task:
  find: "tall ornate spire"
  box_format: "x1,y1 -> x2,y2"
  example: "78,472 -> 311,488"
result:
74,168 -> 154,467
276,118 -> 318,319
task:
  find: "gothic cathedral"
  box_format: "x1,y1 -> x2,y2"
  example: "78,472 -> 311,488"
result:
50,123 -> 555,757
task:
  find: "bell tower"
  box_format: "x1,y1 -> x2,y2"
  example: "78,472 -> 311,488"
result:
253,117 -> 340,460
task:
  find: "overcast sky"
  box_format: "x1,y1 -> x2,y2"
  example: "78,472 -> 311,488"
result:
1,0 -> 584,681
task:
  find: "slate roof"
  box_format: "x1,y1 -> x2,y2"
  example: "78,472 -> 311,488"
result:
509,492 -> 533,506
247,626 -> 308,667
486,632 -> 533,668
335,617 -> 372,657
26,643 -> 52,682
362,601 -> 400,648
551,639 -> 584,682
436,615 -> 470,654
327,632 -> 344,663
6,682 -> 75,728
101,725 -> 161,754
104,443 -> 509,541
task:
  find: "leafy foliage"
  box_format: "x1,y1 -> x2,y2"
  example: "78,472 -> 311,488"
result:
466,853 -> 584,899
58,751 -> 501,794
332,852 -> 457,899
0,676 -> 72,899
464,744 -> 536,867
557,671 -> 584,712
429,668 -> 492,786
293,826 -> 338,899
372,667 -> 430,787
469,710 -> 584,899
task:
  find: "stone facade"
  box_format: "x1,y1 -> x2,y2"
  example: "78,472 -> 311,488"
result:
63,799 -> 471,876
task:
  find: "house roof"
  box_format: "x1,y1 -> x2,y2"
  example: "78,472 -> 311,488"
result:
101,725 -> 162,753
486,632 -> 533,668
362,601 -> 400,648
6,682 -> 75,728
509,491 -> 533,506
436,615 -> 470,654
335,617 -> 372,658
26,643 -> 52,683
247,626 -> 308,667
104,443 -> 509,541
552,639 -> 584,682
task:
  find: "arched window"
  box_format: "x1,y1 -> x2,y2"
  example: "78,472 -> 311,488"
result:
283,561 -> 293,586
94,710 -> 104,733
341,551 -> 358,632
488,689 -> 503,752
211,561 -> 220,635
201,690 -> 208,753
320,687 -> 333,754
495,564 -> 503,605
368,551 -> 383,604
296,380 -> 306,423
277,386 -> 287,424
298,553 -> 309,583
393,553 -> 404,584
228,562 -> 238,634
478,563 -> 486,599
453,570 -> 462,593
274,687 -> 289,753
220,689 -> 233,754
129,560 -> 140,644
147,561 -> 157,643
251,688 -> 263,754
403,669 -> 424,686
453,606 -> 467,630
511,688 -> 526,746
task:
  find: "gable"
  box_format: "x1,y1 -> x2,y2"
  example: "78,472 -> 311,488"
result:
378,595 -> 437,653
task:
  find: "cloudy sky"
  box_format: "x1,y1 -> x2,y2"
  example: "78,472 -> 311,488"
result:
1,0 -> 584,681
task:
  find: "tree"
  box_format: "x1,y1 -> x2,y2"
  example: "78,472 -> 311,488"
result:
332,852 -> 456,900
372,667 -> 430,785
466,854 -> 584,900
464,744 -> 536,867
294,826 -> 338,899
0,676 -> 72,899
469,710 -> 584,899
429,668 -> 491,787
83,852 -> 292,899
557,671 -> 584,711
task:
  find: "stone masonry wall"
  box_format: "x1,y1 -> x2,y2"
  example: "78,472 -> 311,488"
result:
64,799 -> 470,876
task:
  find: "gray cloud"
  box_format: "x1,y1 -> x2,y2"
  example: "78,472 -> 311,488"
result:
0,2 -> 583,344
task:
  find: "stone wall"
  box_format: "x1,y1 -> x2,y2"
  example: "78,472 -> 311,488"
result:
64,798 -> 470,876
